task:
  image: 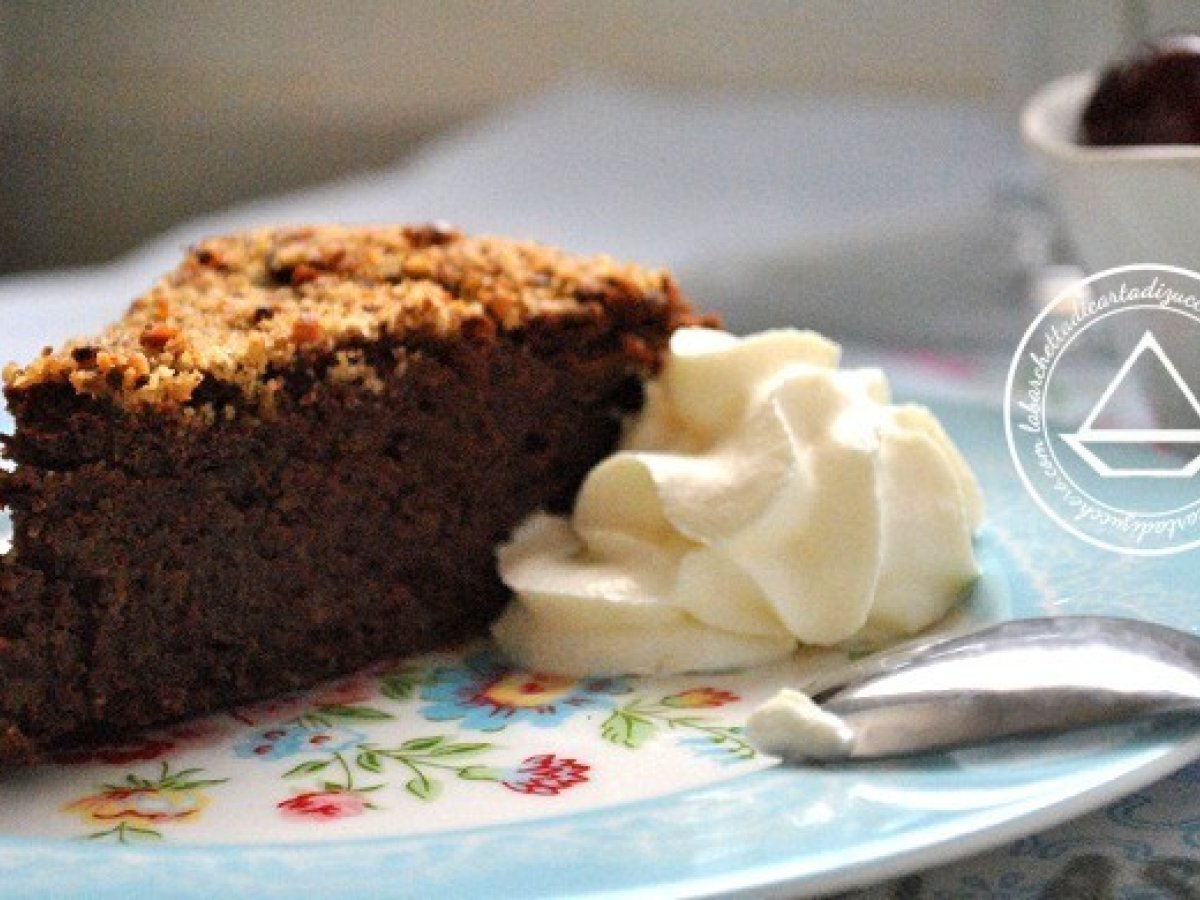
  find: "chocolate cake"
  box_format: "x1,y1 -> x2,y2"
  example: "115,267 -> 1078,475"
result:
0,225 -> 702,764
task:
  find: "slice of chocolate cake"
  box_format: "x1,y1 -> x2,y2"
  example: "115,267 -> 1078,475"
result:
0,225 -> 703,764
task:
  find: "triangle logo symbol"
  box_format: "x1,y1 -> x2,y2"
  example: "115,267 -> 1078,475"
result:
1060,331 -> 1200,478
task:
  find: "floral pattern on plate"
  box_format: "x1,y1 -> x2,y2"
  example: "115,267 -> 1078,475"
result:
417,653 -> 631,731
64,762 -> 227,843
26,649 -> 791,844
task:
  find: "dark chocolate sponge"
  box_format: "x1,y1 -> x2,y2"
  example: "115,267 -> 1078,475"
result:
0,226 -> 706,764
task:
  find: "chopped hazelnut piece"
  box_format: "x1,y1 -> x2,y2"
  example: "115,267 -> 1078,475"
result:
70,346 -> 99,365
140,325 -> 180,352
291,315 -> 323,346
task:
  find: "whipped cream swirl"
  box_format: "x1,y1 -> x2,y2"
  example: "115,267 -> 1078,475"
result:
493,328 -> 984,676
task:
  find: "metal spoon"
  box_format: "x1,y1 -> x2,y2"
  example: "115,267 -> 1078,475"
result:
788,616 -> 1200,761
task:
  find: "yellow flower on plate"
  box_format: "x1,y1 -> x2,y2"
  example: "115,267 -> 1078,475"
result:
66,786 -> 209,826
63,762 -> 226,841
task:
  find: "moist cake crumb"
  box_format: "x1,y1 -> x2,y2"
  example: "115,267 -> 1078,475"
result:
0,225 -> 707,765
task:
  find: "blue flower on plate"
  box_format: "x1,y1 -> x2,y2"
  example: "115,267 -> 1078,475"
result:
678,734 -> 749,766
419,653 -> 631,732
233,722 -> 367,761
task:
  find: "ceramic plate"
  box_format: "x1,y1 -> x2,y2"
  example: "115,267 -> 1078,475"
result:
2,395 -> 1200,899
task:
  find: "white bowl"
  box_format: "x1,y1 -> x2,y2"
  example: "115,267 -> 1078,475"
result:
1021,71 -> 1200,273
1022,73 -> 1200,429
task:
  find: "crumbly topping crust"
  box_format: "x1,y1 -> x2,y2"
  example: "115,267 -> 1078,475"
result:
3,225 -> 684,413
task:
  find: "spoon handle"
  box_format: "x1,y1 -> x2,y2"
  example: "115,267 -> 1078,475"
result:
808,616 -> 1200,760
823,688 -> 1200,760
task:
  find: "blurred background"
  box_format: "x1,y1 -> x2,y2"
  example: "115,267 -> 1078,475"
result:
0,1 -> 1195,349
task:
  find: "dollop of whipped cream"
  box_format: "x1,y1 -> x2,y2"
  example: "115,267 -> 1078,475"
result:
493,328 -> 985,676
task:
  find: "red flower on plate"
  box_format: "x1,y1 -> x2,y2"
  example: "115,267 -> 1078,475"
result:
55,714 -> 235,765
231,695 -> 309,727
311,675 -> 376,706
55,737 -> 177,766
501,754 -> 590,796
233,675 -> 379,727
278,790 -> 368,821
660,687 -> 739,709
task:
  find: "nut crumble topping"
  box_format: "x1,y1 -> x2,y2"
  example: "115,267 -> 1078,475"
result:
4,225 -> 685,413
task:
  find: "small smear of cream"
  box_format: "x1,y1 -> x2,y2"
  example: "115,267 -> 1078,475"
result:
746,689 -> 854,762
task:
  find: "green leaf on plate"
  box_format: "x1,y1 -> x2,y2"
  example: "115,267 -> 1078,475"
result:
284,759 -> 331,778
380,670 -> 425,701
458,765 -> 501,781
399,735 -> 446,753
428,742 -> 491,758
319,704 -> 393,721
357,750 -> 383,773
601,709 -> 656,748
405,774 -> 442,801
